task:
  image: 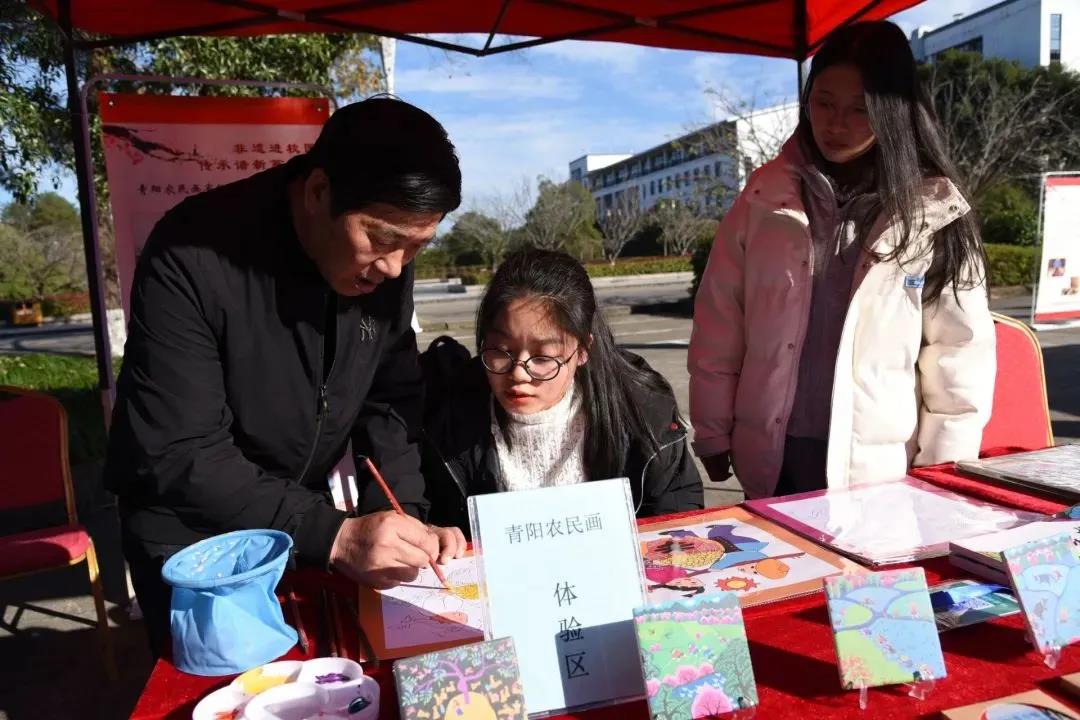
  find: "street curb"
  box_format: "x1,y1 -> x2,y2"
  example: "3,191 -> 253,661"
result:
0,321 -> 94,339
589,271 -> 693,288
0,283 -> 1033,338
418,304 -> 632,333
989,285 -> 1032,300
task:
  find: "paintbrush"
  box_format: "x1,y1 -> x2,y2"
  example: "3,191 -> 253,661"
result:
329,590 -> 347,661
363,455 -> 450,589
342,593 -> 379,668
285,584 -> 310,655
320,587 -> 338,658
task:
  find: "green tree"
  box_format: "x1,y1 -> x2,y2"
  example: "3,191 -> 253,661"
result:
0,223 -> 36,300
1,193 -> 85,300
921,52 -> 1080,204
522,178 -> 600,259
976,183 -> 1039,246
1,3 -> 381,204
2,192 -> 80,233
651,199 -> 713,256
441,211 -> 498,267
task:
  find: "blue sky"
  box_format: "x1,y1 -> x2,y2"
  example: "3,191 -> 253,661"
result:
4,0 -> 999,213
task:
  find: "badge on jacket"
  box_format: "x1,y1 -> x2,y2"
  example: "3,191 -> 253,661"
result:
358,314 -> 377,342
904,275 -> 925,289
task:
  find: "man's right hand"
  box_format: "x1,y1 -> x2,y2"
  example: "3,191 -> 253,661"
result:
701,452 -> 733,484
329,511 -> 440,589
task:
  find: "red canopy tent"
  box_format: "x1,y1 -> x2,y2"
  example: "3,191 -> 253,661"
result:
34,0 -> 926,413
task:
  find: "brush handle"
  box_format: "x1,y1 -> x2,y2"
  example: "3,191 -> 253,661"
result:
363,456 -> 450,589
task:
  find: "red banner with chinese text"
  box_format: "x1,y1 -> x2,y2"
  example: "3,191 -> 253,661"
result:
99,93 -> 329,319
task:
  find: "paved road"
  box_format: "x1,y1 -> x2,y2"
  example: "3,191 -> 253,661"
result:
3,282 -> 1078,449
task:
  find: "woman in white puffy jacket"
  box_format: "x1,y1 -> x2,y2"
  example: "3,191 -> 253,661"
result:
689,20 -> 996,499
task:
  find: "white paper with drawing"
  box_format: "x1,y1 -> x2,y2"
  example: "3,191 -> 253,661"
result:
357,556 -> 486,659
379,558 -> 486,648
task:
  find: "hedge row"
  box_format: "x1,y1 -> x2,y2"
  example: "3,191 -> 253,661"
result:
417,256 -> 692,286
692,239 -> 1037,296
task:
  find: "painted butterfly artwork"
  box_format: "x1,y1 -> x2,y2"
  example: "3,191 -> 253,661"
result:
1003,532 -> 1080,655
824,568 -> 946,690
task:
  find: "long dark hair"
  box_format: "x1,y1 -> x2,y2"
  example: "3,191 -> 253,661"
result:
476,249 -> 673,478
799,20 -> 985,304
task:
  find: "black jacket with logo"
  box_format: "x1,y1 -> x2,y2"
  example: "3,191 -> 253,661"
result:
418,354 -> 704,533
105,161 -> 428,568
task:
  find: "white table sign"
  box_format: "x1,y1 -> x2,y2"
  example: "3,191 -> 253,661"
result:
469,478 -> 646,717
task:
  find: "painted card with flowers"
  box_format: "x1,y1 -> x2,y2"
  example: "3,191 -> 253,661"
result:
1002,531 -> 1080,656
632,592 -> 757,720
392,637 -> 526,720
824,568 -> 945,690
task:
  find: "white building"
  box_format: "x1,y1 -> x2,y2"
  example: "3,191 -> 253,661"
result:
568,154 -> 631,185
910,0 -> 1076,72
571,103 -> 799,218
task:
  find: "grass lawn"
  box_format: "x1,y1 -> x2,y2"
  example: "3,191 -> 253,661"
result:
0,354 -> 120,466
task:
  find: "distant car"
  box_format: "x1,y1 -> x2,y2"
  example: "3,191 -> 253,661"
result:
7,301 -> 42,327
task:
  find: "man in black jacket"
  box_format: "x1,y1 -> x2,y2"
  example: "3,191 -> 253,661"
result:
105,97 -> 467,655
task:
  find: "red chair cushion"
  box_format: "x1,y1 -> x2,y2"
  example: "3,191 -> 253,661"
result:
0,525 -> 91,577
981,319 -> 1053,454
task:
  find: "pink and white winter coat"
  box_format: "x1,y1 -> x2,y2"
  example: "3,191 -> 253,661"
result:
688,145 -> 996,498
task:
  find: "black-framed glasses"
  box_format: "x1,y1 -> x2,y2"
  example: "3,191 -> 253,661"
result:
479,347 -> 578,382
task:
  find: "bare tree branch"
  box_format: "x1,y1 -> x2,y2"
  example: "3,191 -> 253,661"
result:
652,199 -> 711,257
598,191 -> 644,265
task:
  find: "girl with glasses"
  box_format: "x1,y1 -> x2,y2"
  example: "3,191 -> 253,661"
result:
423,249 -> 703,532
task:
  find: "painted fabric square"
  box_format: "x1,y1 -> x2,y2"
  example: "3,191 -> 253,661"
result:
633,592 -> 758,719
393,637 -> 526,720
824,568 -> 946,689
1003,532 -> 1080,655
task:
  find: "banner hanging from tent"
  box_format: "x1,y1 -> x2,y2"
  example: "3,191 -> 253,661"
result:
1033,174 -> 1080,326
99,93 -> 329,318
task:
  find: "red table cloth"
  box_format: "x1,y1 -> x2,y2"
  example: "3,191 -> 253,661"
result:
129,464 -> 1080,720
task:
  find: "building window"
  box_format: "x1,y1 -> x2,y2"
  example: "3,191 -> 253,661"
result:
715,161 -> 722,176
693,168 -> 700,178
704,165 -> 711,177
1051,14 -> 1062,63
675,175 -> 682,189
649,180 -> 655,195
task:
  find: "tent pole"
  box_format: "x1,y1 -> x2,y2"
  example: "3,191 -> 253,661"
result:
60,0 -> 116,428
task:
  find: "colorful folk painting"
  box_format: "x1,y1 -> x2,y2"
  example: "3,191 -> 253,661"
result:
393,637 -> 526,720
633,592 -> 758,720
638,507 -> 850,607
824,568 -> 946,690
1003,532 -> 1080,655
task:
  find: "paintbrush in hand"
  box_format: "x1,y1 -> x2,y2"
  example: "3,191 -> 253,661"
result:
363,456 -> 450,589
